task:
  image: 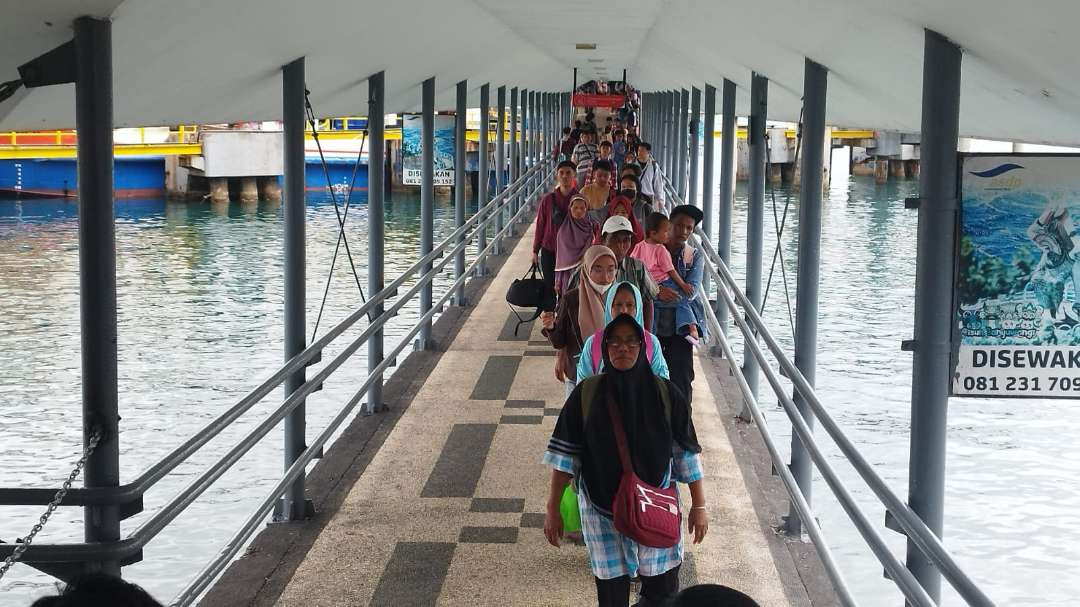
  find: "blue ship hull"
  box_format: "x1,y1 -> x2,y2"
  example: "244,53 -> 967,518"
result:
0,156 -> 369,200
0,157 -> 166,198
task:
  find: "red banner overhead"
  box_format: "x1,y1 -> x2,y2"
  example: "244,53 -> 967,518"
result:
572,93 -> 625,108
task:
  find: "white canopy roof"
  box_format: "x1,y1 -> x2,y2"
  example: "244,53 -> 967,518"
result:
2,0 -> 1079,145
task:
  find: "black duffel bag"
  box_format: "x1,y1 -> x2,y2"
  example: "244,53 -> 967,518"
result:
505,262 -> 556,336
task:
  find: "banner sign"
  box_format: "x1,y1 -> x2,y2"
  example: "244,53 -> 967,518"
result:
402,113 -> 455,186
572,93 -> 625,108
953,154 -> 1080,397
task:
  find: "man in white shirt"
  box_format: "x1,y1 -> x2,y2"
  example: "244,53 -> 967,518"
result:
636,141 -> 666,211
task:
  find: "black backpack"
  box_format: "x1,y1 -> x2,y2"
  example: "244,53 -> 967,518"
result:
505,263 -> 556,335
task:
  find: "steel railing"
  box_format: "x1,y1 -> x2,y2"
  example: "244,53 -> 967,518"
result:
0,154 -> 555,606
658,172 -> 994,607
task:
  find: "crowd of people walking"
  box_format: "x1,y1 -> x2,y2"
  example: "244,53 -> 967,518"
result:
535,110 -> 748,606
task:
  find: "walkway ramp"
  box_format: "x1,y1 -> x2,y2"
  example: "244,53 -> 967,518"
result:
275,223 -> 806,606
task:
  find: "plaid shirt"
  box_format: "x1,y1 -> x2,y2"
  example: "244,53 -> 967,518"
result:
542,444 -> 703,579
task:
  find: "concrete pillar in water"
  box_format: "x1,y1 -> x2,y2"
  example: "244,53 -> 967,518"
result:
907,159 -> 921,179
890,158 -> 907,178
239,176 -> 258,202
874,157 -> 889,184
259,176 -> 282,202
209,177 -> 229,203
767,163 -> 783,183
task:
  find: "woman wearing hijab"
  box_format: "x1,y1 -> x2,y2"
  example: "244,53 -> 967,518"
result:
542,314 -> 709,607
554,194 -> 601,294
542,245 -> 618,396
606,195 -> 645,247
577,282 -> 667,383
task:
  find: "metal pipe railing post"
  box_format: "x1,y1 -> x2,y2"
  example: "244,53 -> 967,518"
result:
701,84 -> 717,320
509,87 -> 519,228
418,77 -> 435,350
74,16 -> 122,572
718,79 -> 737,335
367,70 -> 386,412
688,86 -> 701,208
494,85 -> 506,255
476,83 -> 490,276
280,56 -> 309,519
520,88 -> 529,221
742,73 -> 768,419
454,79 -> 467,306
906,29 -> 962,603
677,88 -> 689,200
668,91 -> 677,171
786,58 -> 828,537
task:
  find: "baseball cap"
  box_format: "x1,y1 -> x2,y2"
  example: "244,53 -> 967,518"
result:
602,215 -> 634,236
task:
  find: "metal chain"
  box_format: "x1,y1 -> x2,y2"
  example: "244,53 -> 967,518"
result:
0,427 -> 102,581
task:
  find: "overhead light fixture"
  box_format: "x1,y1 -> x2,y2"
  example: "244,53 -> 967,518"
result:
587,58 -> 604,63
575,43 -> 597,50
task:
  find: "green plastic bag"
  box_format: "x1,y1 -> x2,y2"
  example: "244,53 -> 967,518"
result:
560,484 -> 581,534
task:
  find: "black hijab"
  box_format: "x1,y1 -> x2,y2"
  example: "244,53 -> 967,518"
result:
556,314 -> 700,516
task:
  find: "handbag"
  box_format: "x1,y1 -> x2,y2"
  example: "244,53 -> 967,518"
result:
607,393 -> 681,548
505,262 -> 556,336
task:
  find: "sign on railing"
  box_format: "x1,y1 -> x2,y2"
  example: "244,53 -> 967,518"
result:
953,154 -> 1080,397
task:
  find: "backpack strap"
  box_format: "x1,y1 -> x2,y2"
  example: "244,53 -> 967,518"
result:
579,375 -> 603,423
654,375 -> 671,424
590,330 -> 603,373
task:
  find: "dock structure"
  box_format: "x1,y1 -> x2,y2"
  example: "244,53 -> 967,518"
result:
5,1 -> 1070,605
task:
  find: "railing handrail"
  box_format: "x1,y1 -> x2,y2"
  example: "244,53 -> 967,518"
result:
171,162 -> 555,606
0,156 -> 555,570
658,171 -> 994,606
0,160 -> 549,510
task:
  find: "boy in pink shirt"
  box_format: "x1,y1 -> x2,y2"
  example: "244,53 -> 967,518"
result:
631,212 -> 700,343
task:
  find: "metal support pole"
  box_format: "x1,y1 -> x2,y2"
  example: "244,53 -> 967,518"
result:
495,85 -> 506,255
454,79 -> 467,305
742,73 -> 768,416
668,91 -> 678,174
718,79 -> 737,335
521,88 -> 529,174
74,17 -> 121,572
280,57 -> 309,519
658,92 -> 666,166
419,77 -> 435,349
660,92 -> 670,169
510,87 -> 519,223
677,88 -> 689,200
367,70 -> 386,412
906,29 -> 961,603
688,86 -> 701,208
701,84 -> 716,313
520,87 -> 529,220
786,58 -> 828,537
477,83 -> 489,276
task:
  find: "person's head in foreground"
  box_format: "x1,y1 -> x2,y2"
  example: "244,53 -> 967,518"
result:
665,583 -> 762,607
31,574 -> 164,607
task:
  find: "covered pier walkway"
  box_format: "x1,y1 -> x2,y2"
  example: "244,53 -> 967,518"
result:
5,0 -> 1066,605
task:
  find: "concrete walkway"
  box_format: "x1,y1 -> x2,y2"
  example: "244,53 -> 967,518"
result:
275,222 -> 807,606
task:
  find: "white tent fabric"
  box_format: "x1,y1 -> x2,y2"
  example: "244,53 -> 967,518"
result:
2,0 -> 1079,145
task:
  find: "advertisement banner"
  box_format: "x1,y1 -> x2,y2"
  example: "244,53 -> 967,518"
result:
954,154 -> 1080,397
572,93 -> 625,108
401,113 -> 454,186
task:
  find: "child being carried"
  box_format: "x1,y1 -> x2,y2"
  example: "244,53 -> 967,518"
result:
630,212 -> 700,344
